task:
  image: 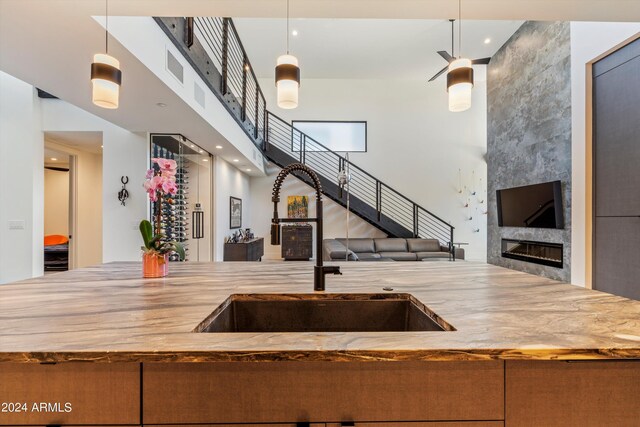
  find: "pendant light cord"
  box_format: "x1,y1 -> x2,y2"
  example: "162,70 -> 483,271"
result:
451,19 -> 454,57
105,0 -> 109,54
457,0 -> 462,58
286,0 -> 290,54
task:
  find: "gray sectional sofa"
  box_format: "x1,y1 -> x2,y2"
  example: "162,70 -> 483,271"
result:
322,238 -> 464,261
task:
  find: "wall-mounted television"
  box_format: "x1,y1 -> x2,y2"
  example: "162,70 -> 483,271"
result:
497,181 -> 564,229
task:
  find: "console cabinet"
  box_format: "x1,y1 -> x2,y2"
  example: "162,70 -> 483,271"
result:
281,224 -> 313,260
223,238 -> 264,261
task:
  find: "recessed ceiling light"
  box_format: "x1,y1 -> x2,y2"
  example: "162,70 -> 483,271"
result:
50,157 -> 57,161
156,102 -> 167,107
190,144 -> 195,148
215,145 -> 223,149
244,64 -> 250,71
101,145 -> 103,148
203,158 -> 209,162
292,30 -> 298,36
484,38 -> 491,44
233,159 -> 239,162
246,168 -> 252,172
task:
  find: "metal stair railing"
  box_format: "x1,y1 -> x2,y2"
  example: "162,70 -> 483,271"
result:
266,112 -> 454,244
156,16 -> 454,246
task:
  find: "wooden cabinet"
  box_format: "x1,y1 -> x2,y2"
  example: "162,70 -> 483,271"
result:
326,423 -> 503,427
223,238 -> 264,261
506,360 -> 640,426
0,363 -> 140,426
145,424 -> 325,427
142,361 -> 504,425
281,225 -> 313,260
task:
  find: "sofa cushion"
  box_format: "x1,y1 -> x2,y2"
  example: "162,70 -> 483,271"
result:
323,239 -> 358,260
407,238 -> 441,252
379,252 -> 418,261
336,238 -> 375,253
416,251 -> 451,260
374,238 -> 408,252
355,252 -> 382,260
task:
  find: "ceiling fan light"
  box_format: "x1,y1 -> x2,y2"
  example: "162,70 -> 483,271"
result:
275,54 -> 300,109
91,53 -> 121,109
447,57 -> 473,112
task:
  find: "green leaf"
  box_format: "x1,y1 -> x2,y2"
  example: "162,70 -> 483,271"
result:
173,242 -> 186,261
139,220 -> 153,249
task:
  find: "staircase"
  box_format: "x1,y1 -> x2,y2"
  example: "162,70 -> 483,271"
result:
156,16 -> 455,245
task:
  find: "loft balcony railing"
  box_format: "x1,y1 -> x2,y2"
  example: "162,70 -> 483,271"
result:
156,16 -> 455,246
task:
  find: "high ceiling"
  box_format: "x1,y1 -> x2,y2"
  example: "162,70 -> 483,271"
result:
234,18 -> 523,80
0,0 -> 638,157
1,0 -> 638,21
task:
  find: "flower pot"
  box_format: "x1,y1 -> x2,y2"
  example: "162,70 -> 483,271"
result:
142,252 -> 168,278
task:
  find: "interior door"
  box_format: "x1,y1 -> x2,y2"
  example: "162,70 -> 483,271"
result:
593,37 -> 640,300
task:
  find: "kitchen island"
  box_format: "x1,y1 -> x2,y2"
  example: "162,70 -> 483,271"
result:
1,261 -> 639,426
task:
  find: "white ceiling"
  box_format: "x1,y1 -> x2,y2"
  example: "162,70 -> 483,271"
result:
234,18 -> 523,79
2,0 -> 637,21
0,0 -> 638,165
44,147 -> 70,168
46,131 -> 103,154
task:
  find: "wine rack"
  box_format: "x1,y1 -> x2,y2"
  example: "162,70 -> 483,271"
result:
152,142 -> 190,262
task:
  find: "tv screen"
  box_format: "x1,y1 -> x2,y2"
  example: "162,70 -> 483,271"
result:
497,181 -> 564,229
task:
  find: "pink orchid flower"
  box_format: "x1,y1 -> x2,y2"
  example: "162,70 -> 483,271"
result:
155,158 -> 177,175
162,179 -> 178,195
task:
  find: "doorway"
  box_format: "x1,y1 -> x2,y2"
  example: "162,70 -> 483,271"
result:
43,147 -> 71,272
44,131 -> 103,270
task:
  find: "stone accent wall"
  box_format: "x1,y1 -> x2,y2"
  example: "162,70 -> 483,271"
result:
487,21 -> 572,282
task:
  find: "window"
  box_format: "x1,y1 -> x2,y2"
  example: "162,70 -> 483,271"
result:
292,120 -> 367,152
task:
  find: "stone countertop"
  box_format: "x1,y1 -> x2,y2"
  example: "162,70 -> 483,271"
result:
0,261 -> 639,363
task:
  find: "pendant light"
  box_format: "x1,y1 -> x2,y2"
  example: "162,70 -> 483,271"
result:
275,0 -> 300,109
447,0 -> 473,112
91,0 -> 122,109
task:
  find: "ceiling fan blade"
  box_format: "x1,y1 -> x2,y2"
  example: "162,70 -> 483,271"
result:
437,50 -> 455,63
472,57 -> 492,65
428,65 -> 449,82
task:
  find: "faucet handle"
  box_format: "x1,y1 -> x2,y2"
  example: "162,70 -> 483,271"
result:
324,265 -> 342,275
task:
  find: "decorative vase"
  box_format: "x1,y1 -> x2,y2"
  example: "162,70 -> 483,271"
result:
142,252 -> 168,278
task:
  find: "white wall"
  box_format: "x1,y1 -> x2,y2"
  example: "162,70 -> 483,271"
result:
214,157 -> 252,261
250,173 -> 387,260
260,77 -> 488,260
0,71 -> 44,284
42,100 -> 148,263
44,168 -> 70,236
570,23 -> 640,287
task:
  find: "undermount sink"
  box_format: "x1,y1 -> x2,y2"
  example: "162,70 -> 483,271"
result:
194,293 -> 455,333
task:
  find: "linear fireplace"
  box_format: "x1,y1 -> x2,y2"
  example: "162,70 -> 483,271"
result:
501,239 -> 563,268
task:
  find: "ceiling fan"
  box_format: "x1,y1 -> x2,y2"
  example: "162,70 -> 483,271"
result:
427,19 -> 491,82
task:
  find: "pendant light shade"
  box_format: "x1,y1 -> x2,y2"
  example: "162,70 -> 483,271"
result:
91,0 -> 121,109
447,57 -> 473,112
275,54 -> 300,109
275,0 -> 299,109
91,53 -> 121,109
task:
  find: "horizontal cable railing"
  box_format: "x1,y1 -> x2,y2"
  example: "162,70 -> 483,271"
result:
158,16 -> 454,246
266,112 -> 454,245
